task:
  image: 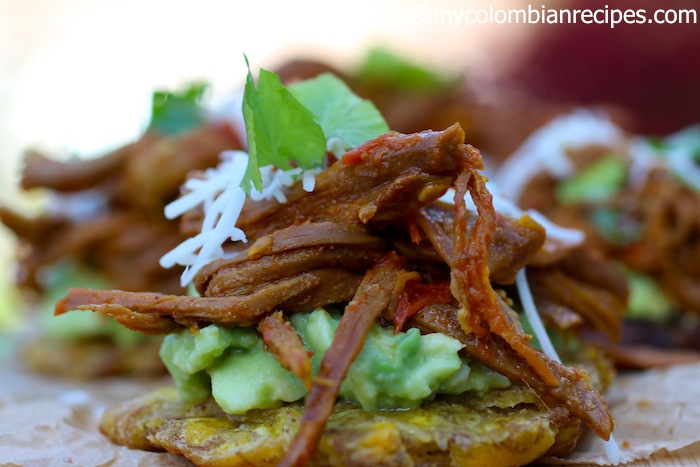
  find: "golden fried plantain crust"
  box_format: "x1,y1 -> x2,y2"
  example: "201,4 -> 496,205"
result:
100,385 -> 581,467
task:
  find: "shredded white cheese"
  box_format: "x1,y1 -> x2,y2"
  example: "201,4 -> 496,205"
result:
160,150 -> 318,286
326,136 -> 351,159
495,109 -> 625,201
515,269 -> 561,363
496,108 -> 699,208
604,433 -> 623,465
628,130 -> 700,198
160,150 -> 249,286
628,131 -> 700,194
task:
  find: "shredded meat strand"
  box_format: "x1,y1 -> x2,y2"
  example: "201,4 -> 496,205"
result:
55,268 -> 355,330
528,268 -> 624,341
279,255 -> 402,467
258,311 -> 314,389
452,170 -> 558,387
20,140 -> 142,192
3,122 -> 242,298
393,278 -> 452,333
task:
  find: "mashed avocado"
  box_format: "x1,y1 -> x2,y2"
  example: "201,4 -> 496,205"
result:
161,309 -> 510,414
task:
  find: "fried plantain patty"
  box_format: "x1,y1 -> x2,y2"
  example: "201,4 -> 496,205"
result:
100,384 -> 581,467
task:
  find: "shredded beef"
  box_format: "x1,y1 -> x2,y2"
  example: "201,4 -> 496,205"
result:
194,222 -> 386,297
232,124 -> 477,239
415,203 -> 546,284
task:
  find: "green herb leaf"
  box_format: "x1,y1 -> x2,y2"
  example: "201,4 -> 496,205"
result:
149,82 -> 208,135
289,73 -> 389,150
645,137 -> 667,151
241,57 -> 326,193
624,269 -> 674,321
555,155 -> 627,206
355,47 -> 455,91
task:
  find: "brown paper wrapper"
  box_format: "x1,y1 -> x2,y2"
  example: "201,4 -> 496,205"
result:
2,352 -> 700,466
0,354 -> 189,466
542,362 -> 700,466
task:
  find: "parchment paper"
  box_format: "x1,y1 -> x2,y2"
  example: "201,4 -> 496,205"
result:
542,362 -> 700,466
1,347 -> 699,466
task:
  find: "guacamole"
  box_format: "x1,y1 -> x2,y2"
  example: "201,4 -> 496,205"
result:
161,308 -> 510,414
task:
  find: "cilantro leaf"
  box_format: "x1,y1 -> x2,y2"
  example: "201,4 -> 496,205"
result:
355,47 -> 455,91
555,155 -> 627,206
289,73 -> 389,150
149,82 -> 208,135
625,269 -> 674,321
241,58 -> 326,193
